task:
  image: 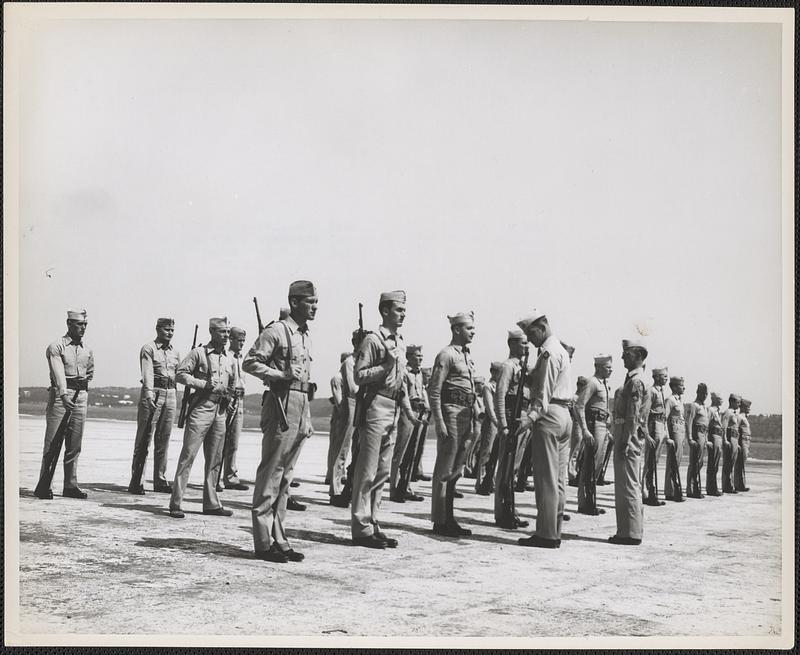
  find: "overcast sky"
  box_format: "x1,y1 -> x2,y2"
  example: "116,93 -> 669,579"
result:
14,16 -> 784,412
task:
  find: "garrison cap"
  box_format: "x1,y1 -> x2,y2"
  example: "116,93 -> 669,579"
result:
652,366 -> 668,376
288,280 -> 316,297
729,393 -> 742,402
594,354 -> 612,365
561,341 -> 575,356
507,327 -> 527,341
67,309 -> 87,321
229,326 -> 246,338
710,392 -> 723,402
740,398 -> 752,409
577,375 -> 588,387
448,311 -> 474,326
474,376 -> 486,385
406,344 -> 422,356
696,382 -> 708,394
379,290 -> 406,305
279,307 -> 290,320
622,338 -> 648,356
209,317 -> 229,329
669,376 -> 684,386
490,360 -> 504,374
517,309 -> 546,332
156,317 -> 175,328
340,351 -> 350,363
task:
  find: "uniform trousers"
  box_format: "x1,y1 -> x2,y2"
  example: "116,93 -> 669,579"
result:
705,432 -> 723,494
475,419 -> 498,487
351,395 -> 398,538
685,429 -> 707,497
131,388 -> 176,487
663,418 -> 685,499
222,400 -> 244,485
390,410 -> 417,495
170,398 -> 226,512
643,417 -> 666,500
327,397 -> 355,497
252,390 -> 311,551
41,388 -> 88,490
613,429 -> 644,540
733,436 -> 749,491
721,435 -> 740,493
529,405 -> 571,541
493,427 -> 528,523
431,404 -> 474,524
577,417 -> 607,513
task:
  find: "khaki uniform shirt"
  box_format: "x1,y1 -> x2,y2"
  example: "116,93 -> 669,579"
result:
243,316 -> 312,385
495,356 -> 530,429
428,344 -> 476,427
140,340 -> 181,396
527,335 -> 572,418
47,335 -> 95,396
614,366 -> 650,447
176,344 -> 236,397
575,375 -> 611,432
353,326 -> 406,397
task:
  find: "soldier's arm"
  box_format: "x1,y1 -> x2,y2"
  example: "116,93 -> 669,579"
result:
86,348 -> 95,381
242,326 -> 285,382
422,385 -> 430,412
620,380 -> 645,448
175,349 -> 208,391
685,403 -> 696,442
140,344 -> 155,399
331,376 -> 343,406
528,351 -> 559,419
354,335 -> 392,386
427,351 -> 451,430
494,363 -> 512,429
574,378 -> 597,433
342,357 -> 357,395
399,370 -> 415,421
483,385 -> 497,425
46,342 -> 68,397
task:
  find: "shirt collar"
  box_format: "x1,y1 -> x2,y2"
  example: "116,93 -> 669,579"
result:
626,366 -> 644,380
283,315 -> 310,336
379,325 -> 399,341
155,339 -> 173,350
205,343 -> 228,356
63,333 -> 83,347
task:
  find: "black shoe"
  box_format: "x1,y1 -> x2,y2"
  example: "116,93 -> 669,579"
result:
63,487 -> 87,499
169,508 -> 185,519
203,507 -> 233,517
281,548 -> 305,562
525,482 -> 536,492
432,523 -> 463,538
34,489 -> 54,500
578,507 -> 606,515
736,487 -> 750,492
153,483 -> 172,494
404,491 -> 424,502
562,513 -> 571,521
448,521 -> 472,536
353,535 -> 387,549
608,535 -> 642,545
128,485 -> 146,496
644,498 -> 666,507
475,485 -> 491,496
596,479 -> 612,486
374,530 -> 398,548
708,491 -> 723,497
453,490 -> 464,499
287,497 -> 306,511
389,492 -> 406,503
417,474 -> 431,482
329,494 -> 349,508
216,484 -> 224,492
290,480 -> 300,488
518,535 -> 561,549
514,516 -> 530,528
514,480 -> 526,493
567,479 -> 579,488
687,493 -> 704,499
255,547 -> 288,563
665,495 -> 686,503
225,482 -> 249,491
496,518 -> 519,529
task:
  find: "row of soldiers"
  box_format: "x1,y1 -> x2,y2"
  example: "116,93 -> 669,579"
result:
34,286 -> 754,562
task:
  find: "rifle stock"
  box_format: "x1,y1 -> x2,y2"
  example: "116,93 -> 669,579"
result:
177,324 -> 199,429
35,388 -> 82,496
253,297 -> 264,333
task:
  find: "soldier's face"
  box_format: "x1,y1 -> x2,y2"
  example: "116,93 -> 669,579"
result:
509,338 -> 526,357
527,323 -> 546,347
730,398 -> 740,410
209,326 -> 230,348
156,325 -> 174,343
597,363 -> 613,379
654,372 -> 668,386
384,302 -> 406,329
711,396 -> 722,407
456,320 -> 475,344
697,388 -> 708,403
741,404 -> 750,415
292,296 -> 318,321
67,320 -> 87,340
677,382 -> 685,395
621,348 -> 635,371
230,334 -> 246,353
408,352 -> 423,368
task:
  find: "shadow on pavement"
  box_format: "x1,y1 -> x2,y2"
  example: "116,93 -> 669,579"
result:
82,482 -> 136,494
135,536 -> 254,559
101,502 -> 171,517
285,528 -> 353,547
560,532 -> 612,544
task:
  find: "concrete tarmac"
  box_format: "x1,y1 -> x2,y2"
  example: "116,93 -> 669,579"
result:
12,416 -> 783,638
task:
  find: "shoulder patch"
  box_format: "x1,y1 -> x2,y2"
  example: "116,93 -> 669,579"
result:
541,350 -> 550,360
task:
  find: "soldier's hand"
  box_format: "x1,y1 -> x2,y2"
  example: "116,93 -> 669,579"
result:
582,428 -> 593,442
145,395 -> 156,412
516,415 -> 534,435
212,382 -> 227,395
384,346 -> 400,363
284,363 -> 303,381
435,419 -> 448,438
646,436 -> 657,450
60,394 -> 76,411
626,442 -> 641,457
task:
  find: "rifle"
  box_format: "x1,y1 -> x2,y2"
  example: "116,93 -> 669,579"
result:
216,394 -> 240,489
499,344 -> 531,521
177,324 -> 199,428
352,302 -> 373,427
35,389 -> 82,496
253,298 -> 291,431
130,389 -> 161,488
253,297 -> 264,333
397,407 -> 429,497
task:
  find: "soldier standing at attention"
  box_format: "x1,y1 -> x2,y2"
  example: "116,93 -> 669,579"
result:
567,376 -> 588,487
475,361 -> 502,495
169,317 -> 236,519
128,317 -> 179,495
339,331 -> 363,506
494,328 -> 531,529
324,352 -> 347,493
684,383 -> 709,499
515,310 -> 573,549
36,309 -> 94,500
705,392 -> 725,496
390,344 -> 428,503
643,367 -> 669,506
734,399 -> 752,492
429,311 -> 478,538
349,291 -> 408,549
608,339 -> 650,546
243,281 -> 317,562
574,355 -> 613,516
720,393 -> 742,494
218,326 -> 249,492
663,376 -> 686,503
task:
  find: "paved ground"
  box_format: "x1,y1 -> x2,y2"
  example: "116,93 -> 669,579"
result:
9,416 -> 785,642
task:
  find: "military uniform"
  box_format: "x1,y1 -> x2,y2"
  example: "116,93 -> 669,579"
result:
37,309 -> 94,498
663,380 -> 685,502
567,377 -> 588,487
129,318 -> 180,494
684,394 -> 709,498
720,395 -> 741,494
170,318 -> 237,515
643,371 -> 669,503
734,399 -> 751,492
221,327 -> 248,490
325,365 -> 344,488
574,360 -> 611,515
243,282 -> 316,559
705,395 -> 725,496
474,362 -> 502,495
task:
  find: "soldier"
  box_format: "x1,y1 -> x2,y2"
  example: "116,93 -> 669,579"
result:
574,355 -> 613,516
663,376 -> 686,502
643,367 -> 669,506
339,331 -> 363,506
515,310 -> 573,549
217,326 -> 249,492
475,361 -> 502,495
428,311 -> 479,537
705,392 -> 725,496
243,281 -> 317,563
36,309 -> 94,500
464,377 -> 486,479
734,399 -> 752,492
324,352 -> 347,492
128,318 -> 179,495
720,393 -> 742,494
169,317 -> 236,519
493,328 -> 531,529
567,376 -> 588,487
684,383 -> 709,499
348,290 -> 407,549
410,366 -> 434,483
608,339 -> 650,546
390,344 -> 428,503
